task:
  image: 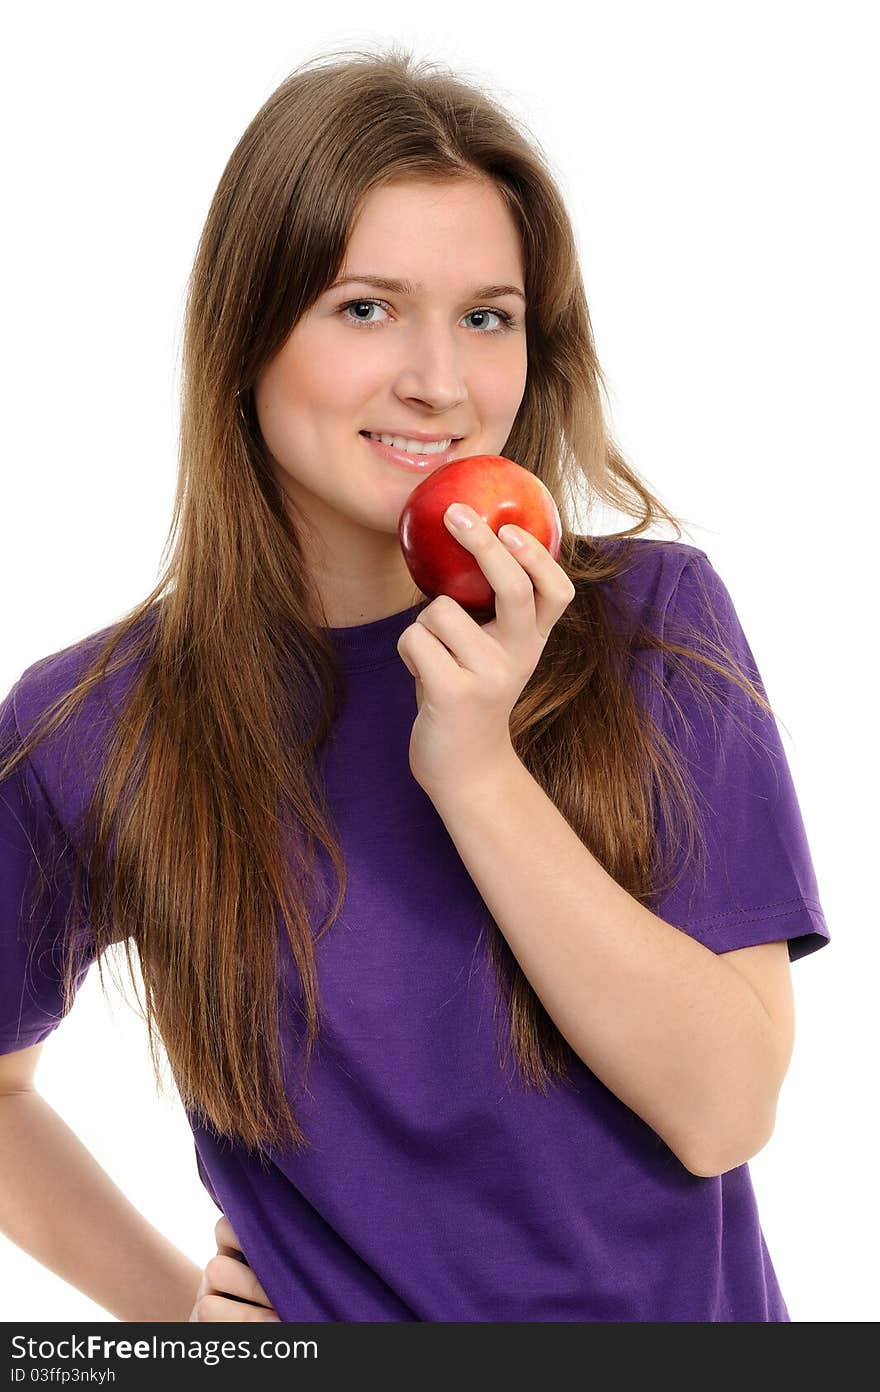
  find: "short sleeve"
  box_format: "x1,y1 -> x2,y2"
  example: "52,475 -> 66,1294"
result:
0,678 -> 95,1054
651,552 -> 830,963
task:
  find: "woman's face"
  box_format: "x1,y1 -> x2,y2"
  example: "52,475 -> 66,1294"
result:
253,176 -> 529,626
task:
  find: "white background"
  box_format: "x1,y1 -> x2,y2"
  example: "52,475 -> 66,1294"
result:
2,0 -> 877,1324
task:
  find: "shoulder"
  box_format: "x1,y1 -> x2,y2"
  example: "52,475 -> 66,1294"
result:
4,612 -> 156,838
582,535 -> 713,634
586,533 -> 707,584
10,611 -> 156,741
2,626 -> 111,757
10,625 -> 115,719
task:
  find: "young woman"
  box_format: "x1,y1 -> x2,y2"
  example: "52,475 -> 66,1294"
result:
0,45 -> 830,1323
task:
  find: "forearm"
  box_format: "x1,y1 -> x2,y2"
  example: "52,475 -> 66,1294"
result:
0,1090 -> 203,1321
429,754 -> 780,1177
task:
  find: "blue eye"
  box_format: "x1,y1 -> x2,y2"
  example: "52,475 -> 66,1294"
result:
340,300 -> 389,328
338,298 -> 517,333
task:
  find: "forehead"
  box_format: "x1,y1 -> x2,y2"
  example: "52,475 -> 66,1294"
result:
342,179 -> 524,284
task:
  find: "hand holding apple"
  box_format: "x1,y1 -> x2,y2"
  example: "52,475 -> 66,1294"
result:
398,455 -> 563,617
395,457 -> 576,804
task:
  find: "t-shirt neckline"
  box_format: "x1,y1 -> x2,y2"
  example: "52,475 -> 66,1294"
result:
321,599 -> 432,670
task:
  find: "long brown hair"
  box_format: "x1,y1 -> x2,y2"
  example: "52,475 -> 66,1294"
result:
0,43 -> 780,1160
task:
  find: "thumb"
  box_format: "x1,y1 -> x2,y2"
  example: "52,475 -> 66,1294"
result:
398,645 -> 418,679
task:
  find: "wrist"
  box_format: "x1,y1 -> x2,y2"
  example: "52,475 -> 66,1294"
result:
422,745 -> 524,818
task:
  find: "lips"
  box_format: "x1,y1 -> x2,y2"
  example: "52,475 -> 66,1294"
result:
361,431 -> 461,447
360,431 -> 463,473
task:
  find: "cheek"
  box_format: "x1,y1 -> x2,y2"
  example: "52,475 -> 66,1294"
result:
478,352 -> 528,422
287,334 -> 383,418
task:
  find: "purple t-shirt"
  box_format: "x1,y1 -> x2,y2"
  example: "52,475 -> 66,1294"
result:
0,539 -> 830,1321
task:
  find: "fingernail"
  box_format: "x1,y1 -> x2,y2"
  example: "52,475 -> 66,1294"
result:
498,525 -> 523,548
445,503 -> 474,529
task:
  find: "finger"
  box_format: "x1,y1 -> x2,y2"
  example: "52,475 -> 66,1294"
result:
197,1293 -> 281,1323
215,1214 -> 239,1248
495,525 -> 575,639
215,1214 -> 247,1262
205,1253 -> 275,1310
401,613 -> 463,683
415,594 -> 488,673
443,505 -> 538,644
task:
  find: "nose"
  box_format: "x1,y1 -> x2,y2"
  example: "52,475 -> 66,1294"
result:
392,319 -> 468,414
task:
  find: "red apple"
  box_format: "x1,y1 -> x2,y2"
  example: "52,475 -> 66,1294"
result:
398,455 -> 563,617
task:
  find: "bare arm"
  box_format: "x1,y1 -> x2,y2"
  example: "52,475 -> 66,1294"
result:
429,755 -> 788,1178
0,1044 -> 202,1322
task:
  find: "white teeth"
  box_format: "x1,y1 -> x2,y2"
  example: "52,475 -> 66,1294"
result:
366,431 -> 453,454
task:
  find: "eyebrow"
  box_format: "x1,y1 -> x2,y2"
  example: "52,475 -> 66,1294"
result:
328,273 -> 526,304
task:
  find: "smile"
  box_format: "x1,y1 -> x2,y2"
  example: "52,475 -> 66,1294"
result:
360,432 -> 462,473
363,431 -> 455,454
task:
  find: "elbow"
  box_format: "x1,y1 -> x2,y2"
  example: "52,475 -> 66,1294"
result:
680,1106 -> 777,1179
674,1028 -> 788,1179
